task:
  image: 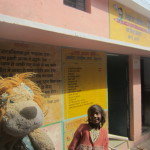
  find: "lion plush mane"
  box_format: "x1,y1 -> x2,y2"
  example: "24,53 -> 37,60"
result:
0,72 -> 54,150
0,73 -> 44,119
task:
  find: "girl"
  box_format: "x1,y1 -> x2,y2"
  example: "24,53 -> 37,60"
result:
68,104 -> 108,150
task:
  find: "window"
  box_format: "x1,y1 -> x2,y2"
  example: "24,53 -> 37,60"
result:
64,0 -> 86,11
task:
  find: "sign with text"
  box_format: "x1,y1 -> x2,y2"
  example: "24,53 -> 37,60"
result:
62,48 -> 107,119
0,40 -> 62,124
109,0 -> 150,47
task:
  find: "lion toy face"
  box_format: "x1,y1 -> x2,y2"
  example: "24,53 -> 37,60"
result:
2,82 -> 44,137
0,73 -> 54,150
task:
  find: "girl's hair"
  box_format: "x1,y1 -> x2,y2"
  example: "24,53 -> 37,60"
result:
88,104 -> 106,127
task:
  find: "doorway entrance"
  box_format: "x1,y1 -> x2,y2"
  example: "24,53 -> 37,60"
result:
107,54 -> 130,137
141,57 -> 150,133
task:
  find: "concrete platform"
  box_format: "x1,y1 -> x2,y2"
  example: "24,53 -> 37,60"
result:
131,138 -> 150,150
108,132 -> 150,150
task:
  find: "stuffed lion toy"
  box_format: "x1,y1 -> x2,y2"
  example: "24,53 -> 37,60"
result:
0,73 -> 55,150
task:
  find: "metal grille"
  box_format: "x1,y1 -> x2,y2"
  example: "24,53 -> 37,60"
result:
64,0 -> 85,11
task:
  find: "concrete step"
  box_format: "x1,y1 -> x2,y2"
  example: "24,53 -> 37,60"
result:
131,138 -> 150,150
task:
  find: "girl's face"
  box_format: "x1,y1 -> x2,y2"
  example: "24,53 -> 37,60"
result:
89,111 -> 101,125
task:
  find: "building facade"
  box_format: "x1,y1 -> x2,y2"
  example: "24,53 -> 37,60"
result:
0,0 -> 150,149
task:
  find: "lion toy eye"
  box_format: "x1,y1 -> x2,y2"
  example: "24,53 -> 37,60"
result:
0,92 -> 9,107
9,100 -> 15,103
0,98 -> 7,107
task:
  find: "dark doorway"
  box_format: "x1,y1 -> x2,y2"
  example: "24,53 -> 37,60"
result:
141,57 -> 150,133
107,54 -> 130,137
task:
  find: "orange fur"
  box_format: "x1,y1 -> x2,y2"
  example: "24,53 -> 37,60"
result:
0,72 -> 46,119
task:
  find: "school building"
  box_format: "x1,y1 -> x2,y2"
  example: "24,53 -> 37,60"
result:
0,0 -> 150,149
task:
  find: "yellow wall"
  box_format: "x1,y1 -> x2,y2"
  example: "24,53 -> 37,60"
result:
62,48 -> 107,119
62,48 -> 108,149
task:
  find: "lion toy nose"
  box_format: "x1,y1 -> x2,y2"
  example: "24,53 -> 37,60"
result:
20,106 -> 37,120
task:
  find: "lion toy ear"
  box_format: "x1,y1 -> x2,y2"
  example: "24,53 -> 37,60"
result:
0,72 -> 55,150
